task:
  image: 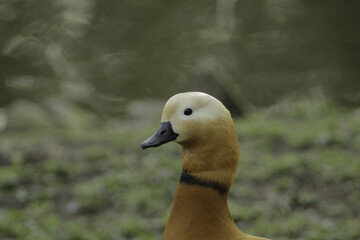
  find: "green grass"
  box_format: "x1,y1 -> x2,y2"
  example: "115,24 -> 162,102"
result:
0,97 -> 359,239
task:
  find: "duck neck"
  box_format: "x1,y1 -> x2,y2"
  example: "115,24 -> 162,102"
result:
162,130 -> 241,239
180,125 -> 239,188
162,173 -> 240,239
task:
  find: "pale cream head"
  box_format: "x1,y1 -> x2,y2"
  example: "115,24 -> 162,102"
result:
161,92 -> 232,145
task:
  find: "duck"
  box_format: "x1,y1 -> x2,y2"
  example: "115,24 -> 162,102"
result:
141,92 -> 269,240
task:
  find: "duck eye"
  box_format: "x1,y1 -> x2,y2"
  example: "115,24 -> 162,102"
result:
184,108 -> 193,116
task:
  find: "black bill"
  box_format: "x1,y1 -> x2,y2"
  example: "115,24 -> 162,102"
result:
141,121 -> 178,149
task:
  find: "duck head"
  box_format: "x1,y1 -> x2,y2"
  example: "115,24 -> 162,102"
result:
141,92 -> 234,147
141,92 -> 239,185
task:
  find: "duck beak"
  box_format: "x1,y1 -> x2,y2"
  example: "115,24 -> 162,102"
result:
141,122 -> 178,149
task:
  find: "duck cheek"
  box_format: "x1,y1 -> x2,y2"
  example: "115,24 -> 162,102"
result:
174,135 -> 185,144
172,128 -> 188,144
175,125 -> 202,145
172,125 -> 191,144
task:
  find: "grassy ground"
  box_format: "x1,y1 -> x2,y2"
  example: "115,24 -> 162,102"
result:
0,96 -> 359,240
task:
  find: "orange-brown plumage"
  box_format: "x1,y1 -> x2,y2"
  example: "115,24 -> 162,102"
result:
141,92 -> 269,240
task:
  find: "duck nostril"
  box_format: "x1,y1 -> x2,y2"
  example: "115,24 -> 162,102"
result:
160,129 -> 166,135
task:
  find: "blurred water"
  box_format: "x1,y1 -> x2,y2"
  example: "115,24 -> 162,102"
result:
1,0 -> 359,115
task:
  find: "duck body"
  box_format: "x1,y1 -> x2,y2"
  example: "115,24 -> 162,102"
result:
141,92 -> 269,240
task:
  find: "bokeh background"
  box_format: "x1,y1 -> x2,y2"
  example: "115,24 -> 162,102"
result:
0,0 -> 359,239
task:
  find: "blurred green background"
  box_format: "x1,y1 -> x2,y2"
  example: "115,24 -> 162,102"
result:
0,0 -> 359,239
